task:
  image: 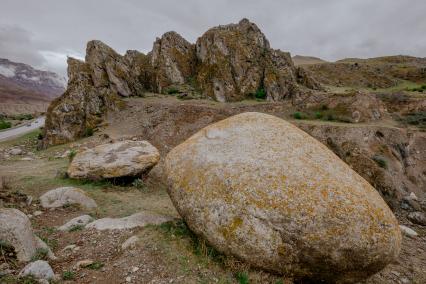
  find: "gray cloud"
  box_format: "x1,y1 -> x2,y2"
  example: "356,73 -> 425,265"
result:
0,0 -> 425,76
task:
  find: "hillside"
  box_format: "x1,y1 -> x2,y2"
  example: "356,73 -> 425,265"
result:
0,58 -> 66,115
292,55 -> 327,66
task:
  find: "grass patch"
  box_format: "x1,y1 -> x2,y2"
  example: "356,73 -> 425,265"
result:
372,155 -> 388,169
132,178 -> 147,191
68,224 -> 85,232
67,149 -> 77,162
167,87 -> 180,95
398,111 -> 426,129
86,261 -> 104,270
30,247 -> 49,261
235,272 -> 250,284
83,127 -> 94,137
293,112 -> 304,120
62,270 -> 75,280
254,88 -> 266,100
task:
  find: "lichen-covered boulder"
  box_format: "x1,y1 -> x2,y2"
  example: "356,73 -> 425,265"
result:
165,112 -> 401,283
68,140 -> 160,180
0,209 -> 55,262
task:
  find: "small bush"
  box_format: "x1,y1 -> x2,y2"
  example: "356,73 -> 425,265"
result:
62,271 -> 75,280
87,261 -> 104,270
254,88 -> 266,100
167,87 -> 180,95
31,248 -> 49,261
315,111 -> 323,119
83,127 -> 94,137
372,155 -> 388,169
0,119 -> 12,130
326,114 -> 335,121
293,112 -> 304,119
68,150 -> 77,162
235,272 -> 250,284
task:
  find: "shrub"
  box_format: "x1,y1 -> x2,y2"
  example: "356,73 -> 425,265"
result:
0,119 -> 12,130
83,127 -> 94,137
326,114 -> 335,121
254,88 -> 266,100
62,271 -> 75,280
167,87 -> 180,95
68,224 -> 84,232
315,111 -> 323,119
68,150 -> 77,162
293,112 -> 304,119
372,155 -> 388,169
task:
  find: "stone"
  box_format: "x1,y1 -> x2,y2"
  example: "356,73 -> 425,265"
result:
0,208 -> 54,262
86,211 -> 172,230
75,259 -> 94,268
407,212 -> 426,226
67,140 -> 160,180
399,225 -> 418,238
19,260 -> 54,280
165,112 -> 401,282
58,215 -> 94,231
39,187 -> 97,210
33,210 -> 43,216
121,236 -> 140,250
9,148 -> 23,155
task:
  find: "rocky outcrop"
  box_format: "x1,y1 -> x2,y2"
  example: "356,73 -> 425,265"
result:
165,112 -> 401,282
196,19 -> 317,102
67,140 -> 160,180
42,57 -> 119,147
151,32 -> 196,93
42,19 -> 320,147
19,260 -> 54,280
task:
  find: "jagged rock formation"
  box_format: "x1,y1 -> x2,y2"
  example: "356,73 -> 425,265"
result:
42,19 -> 320,147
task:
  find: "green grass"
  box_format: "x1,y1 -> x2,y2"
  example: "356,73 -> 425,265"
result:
293,112 -> 304,120
68,224 -> 85,232
30,247 -> 49,261
62,271 -> 76,280
254,88 -> 266,100
68,149 -> 77,162
235,272 -> 250,284
398,111 -> 426,129
167,87 -> 180,95
372,155 -> 388,169
132,178 -> 147,191
87,261 -> 104,270
83,127 -> 94,137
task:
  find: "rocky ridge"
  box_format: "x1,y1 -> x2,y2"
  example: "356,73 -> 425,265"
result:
42,19 -> 321,147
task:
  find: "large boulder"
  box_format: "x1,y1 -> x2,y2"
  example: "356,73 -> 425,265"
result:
19,260 -> 54,280
164,112 -> 401,282
67,140 -> 160,180
0,209 -> 54,262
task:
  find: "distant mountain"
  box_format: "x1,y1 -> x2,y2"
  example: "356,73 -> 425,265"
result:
292,55 -> 327,66
0,58 -> 66,105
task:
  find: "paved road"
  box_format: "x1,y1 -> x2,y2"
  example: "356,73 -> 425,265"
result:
0,117 -> 45,142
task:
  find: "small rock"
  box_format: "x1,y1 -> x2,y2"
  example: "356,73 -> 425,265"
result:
33,211 -> 43,216
9,148 -> 23,155
121,236 -> 140,250
19,260 -> 54,280
126,276 -> 132,282
399,225 -> 418,237
131,266 -> 139,273
20,157 -> 34,161
76,259 -> 94,268
400,277 -> 410,284
409,192 -> 418,200
407,211 -> 426,226
58,215 -> 94,231
40,187 -> 97,210
63,244 -> 77,251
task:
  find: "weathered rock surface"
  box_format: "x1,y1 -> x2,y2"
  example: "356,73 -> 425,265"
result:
42,57 -> 118,147
67,140 -> 160,180
19,260 -> 54,280
399,225 -> 418,237
39,187 -> 97,209
165,112 -> 401,282
407,212 -> 426,226
0,208 -> 54,262
86,211 -> 172,230
58,215 -> 94,231
151,31 -> 196,93
121,236 -> 140,250
196,19 -> 316,102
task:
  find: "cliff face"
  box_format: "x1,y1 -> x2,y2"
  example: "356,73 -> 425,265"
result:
42,19 -> 320,147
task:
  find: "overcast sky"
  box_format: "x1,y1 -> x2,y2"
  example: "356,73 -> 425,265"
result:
1,0 -> 425,76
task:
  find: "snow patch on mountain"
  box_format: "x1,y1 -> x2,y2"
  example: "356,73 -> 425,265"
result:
0,65 -> 16,78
